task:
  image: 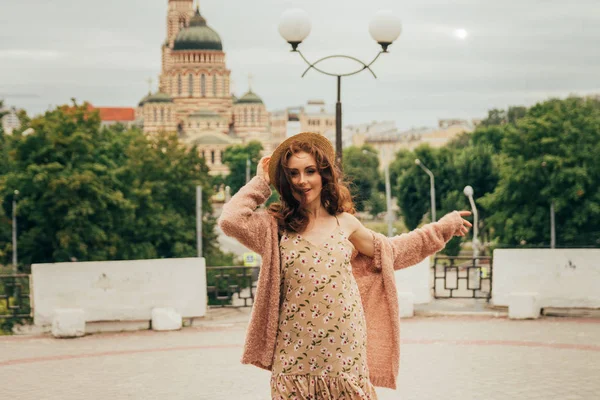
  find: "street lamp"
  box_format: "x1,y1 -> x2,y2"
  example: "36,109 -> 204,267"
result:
278,9 -> 402,167
369,148 -> 394,237
541,161 -> 556,249
463,185 -> 479,259
12,190 -> 19,274
414,159 -> 436,222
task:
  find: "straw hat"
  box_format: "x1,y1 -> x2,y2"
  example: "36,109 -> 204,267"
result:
268,132 -> 335,185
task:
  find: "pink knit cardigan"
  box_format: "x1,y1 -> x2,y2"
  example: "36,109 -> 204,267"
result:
218,177 -> 464,390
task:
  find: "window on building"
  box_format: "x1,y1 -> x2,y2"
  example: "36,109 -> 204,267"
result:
202,150 -> 205,159
167,109 -> 171,121
160,108 -> 164,122
188,74 -> 193,96
244,109 -> 248,124
211,150 -> 215,164
251,109 -> 255,124
177,75 -> 182,96
201,74 -> 206,97
222,78 -> 227,97
213,75 -> 217,97
153,109 -> 157,122
220,150 -> 224,162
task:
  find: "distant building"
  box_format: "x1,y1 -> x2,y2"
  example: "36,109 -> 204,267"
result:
93,107 -> 137,128
352,119 -> 475,169
100,0 -> 270,174
1,107 -> 21,134
270,100 -> 336,147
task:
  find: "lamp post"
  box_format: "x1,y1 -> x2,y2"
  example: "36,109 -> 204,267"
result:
196,186 -> 203,258
12,190 -> 19,274
541,161 -> 556,249
384,155 -> 394,238
278,9 -> 402,167
246,157 -> 251,184
414,159 -> 436,222
463,185 -> 479,260
367,148 -> 394,237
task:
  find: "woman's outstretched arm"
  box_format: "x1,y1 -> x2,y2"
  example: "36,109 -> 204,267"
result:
345,211 -> 472,268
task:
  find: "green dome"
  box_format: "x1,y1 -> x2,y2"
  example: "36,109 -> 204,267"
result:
145,92 -> 173,104
138,92 -> 152,106
237,90 -> 263,104
173,9 -> 223,51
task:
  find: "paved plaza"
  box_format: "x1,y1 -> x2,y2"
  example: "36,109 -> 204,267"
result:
1,308 -> 599,400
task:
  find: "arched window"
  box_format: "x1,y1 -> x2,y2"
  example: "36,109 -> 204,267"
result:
177,75 -> 182,96
160,108 -> 164,122
213,75 -> 217,97
188,74 -> 193,96
211,150 -> 215,164
244,109 -> 248,124
201,74 -> 206,97
222,78 -> 227,97
153,109 -> 157,122
251,109 -> 255,124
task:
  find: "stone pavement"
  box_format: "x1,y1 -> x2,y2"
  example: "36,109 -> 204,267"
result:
1,307 -> 599,400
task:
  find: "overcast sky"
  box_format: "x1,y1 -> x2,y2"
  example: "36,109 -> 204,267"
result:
1,0 -> 599,130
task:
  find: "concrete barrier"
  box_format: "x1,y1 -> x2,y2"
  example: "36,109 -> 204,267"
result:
508,292 -> 541,319
32,258 -> 207,332
492,249 -> 600,312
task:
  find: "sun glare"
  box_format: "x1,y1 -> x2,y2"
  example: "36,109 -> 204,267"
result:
454,28 -> 468,40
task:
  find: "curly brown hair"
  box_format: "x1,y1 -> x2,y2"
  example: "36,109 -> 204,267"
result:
268,140 -> 355,233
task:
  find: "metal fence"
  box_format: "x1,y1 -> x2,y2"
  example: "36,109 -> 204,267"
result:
206,266 -> 259,308
0,274 -> 32,319
432,256 -> 493,301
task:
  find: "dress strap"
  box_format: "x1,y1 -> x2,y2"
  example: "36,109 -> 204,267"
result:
334,215 -> 340,226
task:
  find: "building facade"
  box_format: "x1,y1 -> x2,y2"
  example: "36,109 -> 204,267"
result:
352,120 -> 475,169
135,0 -> 270,174
1,108 -> 21,134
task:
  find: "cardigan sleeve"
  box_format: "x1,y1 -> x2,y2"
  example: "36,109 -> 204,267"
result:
387,211 -> 463,270
217,176 -> 274,255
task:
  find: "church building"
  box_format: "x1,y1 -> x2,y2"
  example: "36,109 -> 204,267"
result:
136,0 -> 271,175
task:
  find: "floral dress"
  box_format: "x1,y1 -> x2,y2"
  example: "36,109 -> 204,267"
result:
270,222 -> 378,400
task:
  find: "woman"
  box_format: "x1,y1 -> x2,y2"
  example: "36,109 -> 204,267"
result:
219,132 -> 472,399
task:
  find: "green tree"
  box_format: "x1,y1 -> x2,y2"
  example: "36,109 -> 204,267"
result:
342,145 -> 381,212
481,96 -> 600,247
0,102 -> 227,267
222,141 -> 263,194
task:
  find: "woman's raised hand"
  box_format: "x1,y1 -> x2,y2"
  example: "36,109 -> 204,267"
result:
257,156 -> 271,185
455,211 -> 473,237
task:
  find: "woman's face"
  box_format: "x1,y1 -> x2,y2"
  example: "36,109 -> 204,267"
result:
287,151 -> 323,205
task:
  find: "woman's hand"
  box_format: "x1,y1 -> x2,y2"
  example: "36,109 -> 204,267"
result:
256,156 -> 271,185
455,211 -> 473,236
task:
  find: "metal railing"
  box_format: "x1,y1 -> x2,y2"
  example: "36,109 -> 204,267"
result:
206,266 -> 259,308
432,256 -> 493,301
0,274 -> 32,319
